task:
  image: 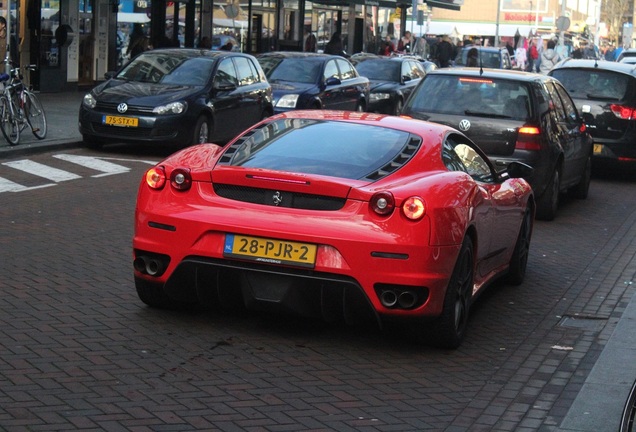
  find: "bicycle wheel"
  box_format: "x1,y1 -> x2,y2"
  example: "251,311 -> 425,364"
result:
0,95 -> 20,145
24,91 -> 47,139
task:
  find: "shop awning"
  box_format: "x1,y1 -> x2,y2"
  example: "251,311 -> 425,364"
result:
409,21 -> 546,37
425,0 -> 463,11
312,0 -> 411,8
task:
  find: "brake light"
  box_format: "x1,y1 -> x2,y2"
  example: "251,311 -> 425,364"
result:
146,166 -> 167,189
402,196 -> 426,220
610,104 -> 636,120
459,77 -> 494,84
370,191 -> 395,216
516,126 -> 542,151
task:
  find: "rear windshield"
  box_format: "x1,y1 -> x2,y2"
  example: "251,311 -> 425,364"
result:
117,52 -> 214,86
224,118 -> 414,180
550,69 -> 630,101
455,49 -> 501,69
354,60 -> 400,81
406,75 -> 532,120
258,57 -> 322,84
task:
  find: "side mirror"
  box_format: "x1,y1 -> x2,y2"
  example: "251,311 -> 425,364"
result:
506,161 -> 533,179
402,75 -> 411,83
325,77 -> 341,86
104,71 -> 116,80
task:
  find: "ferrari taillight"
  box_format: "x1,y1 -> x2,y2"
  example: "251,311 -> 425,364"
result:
515,126 -> 542,151
402,196 -> 426,220
370,191 -> 395,216
146,166 -> 167,189
170,168 -> 192,191
610,104 -> 636,120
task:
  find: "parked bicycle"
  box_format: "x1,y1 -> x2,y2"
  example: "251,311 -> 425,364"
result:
0,64 -> 47,145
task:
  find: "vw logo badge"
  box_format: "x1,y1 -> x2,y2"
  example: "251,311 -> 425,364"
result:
117,103 -> 128,113
272,191 -> 283,206
458,119 -> 471,131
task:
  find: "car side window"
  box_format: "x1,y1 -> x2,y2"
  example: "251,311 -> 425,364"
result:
501,51 -> 512,69
323,60 -> 339,82
411,61 -> 426,79
443,135 -> 495,183
234,57 -> 257,86
554,83 -> 579,124
401,62 -> 411,80
214,58 -> 238,88
336,58 -> 356,80
545,82 -> 567,123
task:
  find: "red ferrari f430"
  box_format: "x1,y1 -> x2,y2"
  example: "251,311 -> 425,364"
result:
133,111 -> 534,348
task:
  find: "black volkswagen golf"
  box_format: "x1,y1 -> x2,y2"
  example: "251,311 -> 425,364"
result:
79,49 -> 273,148
401,68 -> 593,220
549,59 -> 636,167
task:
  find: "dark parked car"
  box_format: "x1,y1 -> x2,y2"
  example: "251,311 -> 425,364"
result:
257,52 -> 370,113
549,59 -> 636,166
79,49 -> 273,147
401,68 -> 593,220
616,48 -> 636,62
351,55 -> 427,115
454,46 -> 513,69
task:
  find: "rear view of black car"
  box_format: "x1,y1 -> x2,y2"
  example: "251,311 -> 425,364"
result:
401,68 -> 593,220
549,59 -> 636,167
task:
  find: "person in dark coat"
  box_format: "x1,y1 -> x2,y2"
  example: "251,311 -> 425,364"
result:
324,32 -> 345,57
436,35 -> 454,68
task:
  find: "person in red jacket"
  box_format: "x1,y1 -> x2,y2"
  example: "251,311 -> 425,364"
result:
527,39 -> 539,72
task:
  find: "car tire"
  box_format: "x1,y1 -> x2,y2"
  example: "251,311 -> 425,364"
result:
427,236 -> 474,349
192,115 -> 210,145
393,98 -> 403,116
506,208 -> 533,285
570,155 -> 591,200
536,169 -> 560,221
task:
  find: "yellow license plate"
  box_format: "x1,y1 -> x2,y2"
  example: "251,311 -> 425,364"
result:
593,143 -> 603,154
224,234 -> 317,268
103,115 -> 139,127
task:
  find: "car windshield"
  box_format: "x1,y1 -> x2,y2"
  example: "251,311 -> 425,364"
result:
550,69 -> 629,101
456,49 -> 501,68
225,118 -> 414,180
117,52 -> 215,86
354,60 -> 400,82
406,75 -> 532,120
258,57 -> 322,84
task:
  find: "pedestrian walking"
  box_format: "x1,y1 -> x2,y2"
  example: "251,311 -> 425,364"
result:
436,35 -> 454,68
539,39 -> 562,74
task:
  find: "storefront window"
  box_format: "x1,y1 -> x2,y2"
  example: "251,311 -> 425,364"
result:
41,0 -> 60,67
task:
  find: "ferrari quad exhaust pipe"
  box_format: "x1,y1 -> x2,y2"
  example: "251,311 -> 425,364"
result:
379,289 -> 418,310
380,290 -> 398,308
398,291 -> 417,309
134,255 -> 168,277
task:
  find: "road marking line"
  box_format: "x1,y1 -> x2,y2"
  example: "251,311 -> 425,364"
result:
0,176 -> 27,192
2,160 -> 82,182
53,154 -> 131,177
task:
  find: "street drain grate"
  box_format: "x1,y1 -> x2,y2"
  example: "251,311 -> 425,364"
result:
558,315 -> 607,332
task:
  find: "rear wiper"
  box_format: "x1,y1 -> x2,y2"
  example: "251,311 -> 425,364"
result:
586,93 -> 620,101
464,110 -> 512,119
